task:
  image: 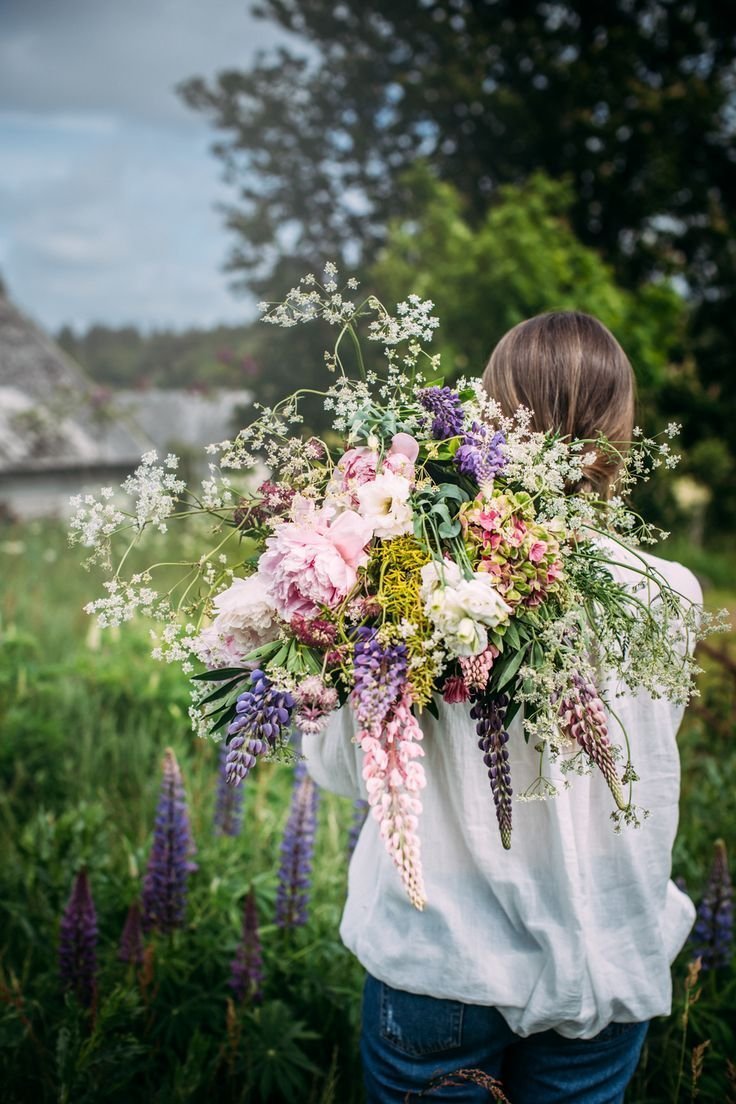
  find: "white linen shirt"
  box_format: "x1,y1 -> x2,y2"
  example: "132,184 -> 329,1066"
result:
302,547 -> 702,1039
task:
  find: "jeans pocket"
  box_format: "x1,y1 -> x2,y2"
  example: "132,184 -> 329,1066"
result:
379,981 -> 464,1058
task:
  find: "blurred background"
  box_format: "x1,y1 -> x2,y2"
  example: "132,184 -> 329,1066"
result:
1,3 -> 734,1102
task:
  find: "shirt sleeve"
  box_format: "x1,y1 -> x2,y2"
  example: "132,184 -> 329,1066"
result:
301,706 -> 367,800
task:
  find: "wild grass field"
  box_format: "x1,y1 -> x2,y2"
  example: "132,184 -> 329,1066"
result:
0,521 -> 734,1103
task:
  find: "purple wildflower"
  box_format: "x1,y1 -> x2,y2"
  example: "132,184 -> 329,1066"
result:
347,799 -> 369,859
141,748 -> 196,935
454,423 -> 506,484
214,742 -> 244,836
557,676 -> 626,810
118,900 -> 144,967
691,839 -> 733,971
229,886 -> 264,1004
351,628 -> 408,733
225,669 -> 295,787
418,386 -> 465,439
275,760 -> 320,929
469,692 -> 513,849
59,868 -> 98,1008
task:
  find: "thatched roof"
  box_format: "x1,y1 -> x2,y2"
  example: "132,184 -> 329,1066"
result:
0,293 -> 150,473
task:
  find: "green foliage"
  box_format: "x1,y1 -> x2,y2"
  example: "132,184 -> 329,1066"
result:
56,323 -> 261,391
179,0 -> 736,530
371,168 -> 684,392
0,522 -> 733,1101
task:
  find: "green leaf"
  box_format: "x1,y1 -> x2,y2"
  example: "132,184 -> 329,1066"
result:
436,483 -> 466,502
503,620 -> 520,651
198,677 -> 247,707
505,696 -> 522,727
422,696 -> 440,720
191,667 -> 249,682
438,520 -> 461,538
495,646 -> 528,691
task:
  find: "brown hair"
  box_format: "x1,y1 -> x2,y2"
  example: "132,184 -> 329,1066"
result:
482,311 -> 636,497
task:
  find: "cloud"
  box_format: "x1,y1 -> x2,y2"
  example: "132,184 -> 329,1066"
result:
0,0 -> 284,126
0,0 -> 292,330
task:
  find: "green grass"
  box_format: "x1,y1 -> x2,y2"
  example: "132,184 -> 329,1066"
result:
0,521 -> 734,1102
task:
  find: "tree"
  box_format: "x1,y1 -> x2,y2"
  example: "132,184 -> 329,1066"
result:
180,1 -> 736,292
372,168 -> 684,396
180,0 -> 736,527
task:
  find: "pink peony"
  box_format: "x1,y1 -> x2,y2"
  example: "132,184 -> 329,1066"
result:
193,574 -> 279,668
335,446 -> 379,488
383,432 -> 420,480
259,506 -> 373,621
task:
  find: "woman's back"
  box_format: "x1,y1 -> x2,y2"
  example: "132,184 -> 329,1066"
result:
303,546 -> 702,1038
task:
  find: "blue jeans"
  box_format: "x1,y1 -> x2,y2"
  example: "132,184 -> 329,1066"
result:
361,974 -> 649,1104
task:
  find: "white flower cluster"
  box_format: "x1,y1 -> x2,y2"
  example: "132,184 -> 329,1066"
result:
84,574 -> 165,628
122,451 -> 186,533
367,294 -> 439,346
69,487 -> 126,564
259,263 -> 357,328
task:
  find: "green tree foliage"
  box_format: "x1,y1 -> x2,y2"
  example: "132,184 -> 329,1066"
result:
57,323 -> 262,391
180,0 -> 736,528
372,169 -> 684,397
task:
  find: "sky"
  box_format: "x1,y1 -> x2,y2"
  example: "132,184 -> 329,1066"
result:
0,0 -> 288,332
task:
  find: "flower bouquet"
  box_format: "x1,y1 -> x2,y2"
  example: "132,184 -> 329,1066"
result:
71,265 -> 721,910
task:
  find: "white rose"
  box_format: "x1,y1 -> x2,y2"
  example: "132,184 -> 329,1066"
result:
421,565 -> 511,657
451,616 -> 488,655
455,576 -> 512,629
419,559 -> 463,601
357,472 -> 414,540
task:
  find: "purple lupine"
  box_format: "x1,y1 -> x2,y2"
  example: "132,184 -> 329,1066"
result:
59,868 -> 98,1008
275,760 -> 320,929
118,900 -> 144,966
141,748 -> 196,934
225,669 -> 295,787
557,675 -> 626,809
418,386 -> 465,440
469,692 -> 513,849
214,741 -> 244,836
691,839 -> 733,971
347,799 -> 369,859
351,628 -> 408,733
454,423 -> 506,484
229,886 -> 264,1004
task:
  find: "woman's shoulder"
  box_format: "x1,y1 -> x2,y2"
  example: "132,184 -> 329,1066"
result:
594,536 -> 703,610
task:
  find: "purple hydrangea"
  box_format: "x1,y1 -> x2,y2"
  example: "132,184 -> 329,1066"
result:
691,839 -> 733,971
454,423 -> 506,484
418,386 -> 465,440
214,742 -> 244,836
351,628 -> 408,732
118,900 -> 144,967
225,669 -> 295,787
229,886 -> 264,1004
59,868 -> 98,1008
275,760 -> 320,929
141,748 -> 196,935
469,692 -> 512,849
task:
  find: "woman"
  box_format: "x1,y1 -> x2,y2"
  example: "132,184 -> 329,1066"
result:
302,311 -> 702,1104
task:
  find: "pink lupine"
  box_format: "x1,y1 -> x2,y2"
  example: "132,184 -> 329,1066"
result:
557,676 -> 626,809
359,689 -> 427,910
459,645 -> 500,692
